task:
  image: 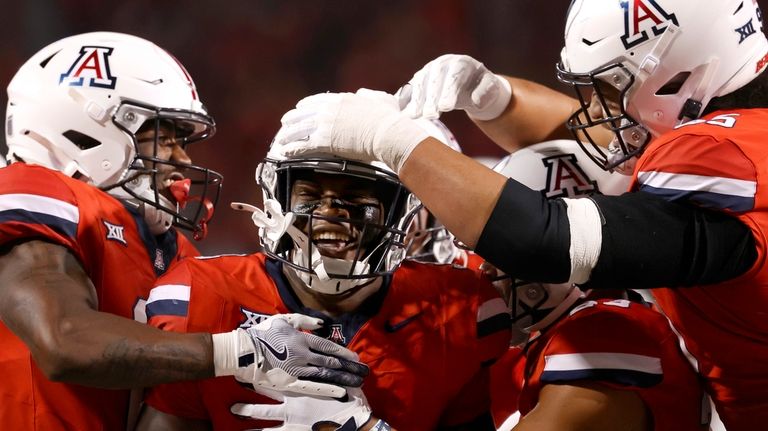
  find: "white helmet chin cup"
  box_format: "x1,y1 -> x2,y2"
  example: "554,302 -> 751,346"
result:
285,224 -> 374,295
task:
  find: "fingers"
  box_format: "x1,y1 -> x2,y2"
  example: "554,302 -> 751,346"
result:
303,335 -> 370,383
420,60 -> 445,119
395,84 -> 412,111
273,116 -> 317,146
283,377 -> 348,398
470,71 -> 500,109
440,57 -> 474,112
295,92 -> 344,109
402,67 -> 427,118
230,402 -> 284,420
300,365 -> 366,389
355,88 -> 398,108
335,356 -> 370,380
280,313 -> 324,330
401,54 -> 478,119
304,332 -> 359,362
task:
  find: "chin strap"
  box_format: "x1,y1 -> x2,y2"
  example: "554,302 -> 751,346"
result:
232,199 -> 375,295
231,199 -> 298,250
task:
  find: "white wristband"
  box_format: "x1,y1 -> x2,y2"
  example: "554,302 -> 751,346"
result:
212,331 -> 241,376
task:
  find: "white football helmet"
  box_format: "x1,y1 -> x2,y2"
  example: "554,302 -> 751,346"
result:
252,138 -> 419,295
404,118 -> 467,265
557,0 -> 768,170
492,140 -> 630,338
5,32 -> 222,238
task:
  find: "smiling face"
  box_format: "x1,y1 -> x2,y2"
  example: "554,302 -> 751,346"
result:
289,172 -> 385,261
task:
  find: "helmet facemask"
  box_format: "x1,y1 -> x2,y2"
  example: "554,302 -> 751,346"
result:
404,195 -> 462,265
498,276 -> 585,345
557,62 -> 650,172
256,157 -> 417,295
107,101 -> 222,239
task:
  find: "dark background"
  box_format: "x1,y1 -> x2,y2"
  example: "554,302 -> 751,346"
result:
1,0 -> 764,254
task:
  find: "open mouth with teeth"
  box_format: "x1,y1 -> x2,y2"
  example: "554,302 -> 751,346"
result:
311,227 -> 361,258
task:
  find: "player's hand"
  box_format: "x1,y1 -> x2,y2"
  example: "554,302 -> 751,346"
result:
231,386 -> 377,431
212,313 -> 369,398
275,89 -> 429,172
397,54 -> 512,121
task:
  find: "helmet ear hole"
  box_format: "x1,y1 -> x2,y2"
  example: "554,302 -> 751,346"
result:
656,71 -> 692,95
62,130 -> 101,150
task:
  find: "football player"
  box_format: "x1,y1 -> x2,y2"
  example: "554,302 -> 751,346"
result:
0,32 -> 365,430
134,126 -> 510,431
272,1 -> 768,428
488,140 -> 708,431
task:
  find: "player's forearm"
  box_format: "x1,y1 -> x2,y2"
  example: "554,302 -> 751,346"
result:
399,137 -> 508,250
47,310 -> 215,388
470,76 -> 580,152
0,241 -> 215,388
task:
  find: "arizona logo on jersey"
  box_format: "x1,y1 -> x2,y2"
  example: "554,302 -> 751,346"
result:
328,324 -> 346,344
620,0 -> 679,49
542,153 -> 598,198
59,46 -> 117,89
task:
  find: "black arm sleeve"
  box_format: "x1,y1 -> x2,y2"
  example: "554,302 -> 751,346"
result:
476,178 -> 572,283
586,191 -> 756,289
475,179 -> 757,289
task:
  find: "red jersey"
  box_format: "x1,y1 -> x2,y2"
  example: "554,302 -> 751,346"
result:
489,346 -> 524,429
631,109 -> 768,430
144,254 -> 510,431
519,298 -> 708,431
0,163 -> 199,430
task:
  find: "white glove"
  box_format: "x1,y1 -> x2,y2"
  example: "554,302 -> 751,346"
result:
275,89 -> 430,173
397,54 -> 512,121
231,386 -> 374,431
212,313 -> 369,398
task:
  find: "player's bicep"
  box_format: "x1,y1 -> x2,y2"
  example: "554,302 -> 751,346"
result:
0,240 -> 97,354
513,382 -> 649,431
135,405 -> 211,431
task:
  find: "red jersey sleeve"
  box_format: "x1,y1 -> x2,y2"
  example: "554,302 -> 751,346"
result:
538,299 -> 671,389
634,120 -> 757,214
0,165 -> 82,255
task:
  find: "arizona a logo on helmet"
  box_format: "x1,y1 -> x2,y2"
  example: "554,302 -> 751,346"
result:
59,46 -> 117,89
542,153 -> 598,198
621,0 -> 679,49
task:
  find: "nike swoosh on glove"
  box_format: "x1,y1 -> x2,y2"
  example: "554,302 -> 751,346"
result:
212,313 -> 369,398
